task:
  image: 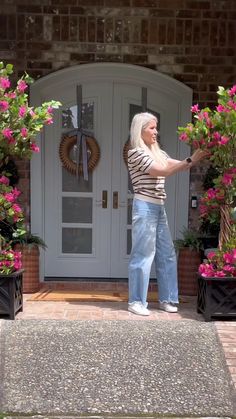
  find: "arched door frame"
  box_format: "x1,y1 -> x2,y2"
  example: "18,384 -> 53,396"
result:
30,63 -> 192,280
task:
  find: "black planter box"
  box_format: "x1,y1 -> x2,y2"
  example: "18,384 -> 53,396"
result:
0,270 -> 23,320
197,275 -> 236,321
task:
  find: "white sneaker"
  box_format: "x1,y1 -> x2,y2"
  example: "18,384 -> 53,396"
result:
128,302 -> 150,316
159,302 -> 178,313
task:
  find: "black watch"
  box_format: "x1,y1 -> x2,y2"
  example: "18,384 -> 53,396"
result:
186,157 -> 192,164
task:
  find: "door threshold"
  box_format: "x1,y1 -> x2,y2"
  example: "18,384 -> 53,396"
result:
44,277 -> 128,282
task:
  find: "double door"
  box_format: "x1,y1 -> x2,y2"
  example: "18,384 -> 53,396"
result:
43,81 -> 179,277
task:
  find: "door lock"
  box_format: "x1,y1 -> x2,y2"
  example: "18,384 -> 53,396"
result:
102,190 -> 108,208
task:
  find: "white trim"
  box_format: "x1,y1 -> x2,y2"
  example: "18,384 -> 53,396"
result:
30,63 -> 192,280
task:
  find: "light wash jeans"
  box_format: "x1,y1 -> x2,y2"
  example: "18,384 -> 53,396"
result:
128,198 -> 178,307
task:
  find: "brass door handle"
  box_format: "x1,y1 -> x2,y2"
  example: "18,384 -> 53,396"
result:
113,191 -> 118,209
102,190 -> 108,208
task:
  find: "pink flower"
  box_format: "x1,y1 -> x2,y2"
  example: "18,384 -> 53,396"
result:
219,136 -> 230,145
214,270 -> 226,277
12,203 -> 22,213
12,187 -> 21,198
4,261 -> 11,267
17,80 -> 28,93
216,104 -> 226,112
0,101 -> 9,111
29,109 -> 36,117
30,143 -> 40,153
14,260 -> 22,270
223,252 -> 234,264
198,263 -> 215,277
191,104 -> 200,113
47,106 -> 53,114
0,77 -> 10,89
45,118 -> 53,125
223,265 -> 235,274
222,173 -> 233,185
227,100 -> 236,110
207,251 -> 216,260
232,249 -> 236,261
19,106 -> 27,117
21,127 -> 28,137
4,192 -> 15,202
2,128 -> 13,139
0,175 -> 10,185
5,92 -> 16,99
228,85 -> 236,96
213,132 -> 221,141
179,132 -> 188,142
207,188 -> 217,199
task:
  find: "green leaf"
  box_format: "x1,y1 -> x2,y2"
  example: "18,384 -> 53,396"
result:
6,63 -> 13,74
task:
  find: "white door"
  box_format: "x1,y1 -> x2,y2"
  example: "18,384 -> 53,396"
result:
43,82 -> 180,278
30,64 -> 192,280
44,82 -> 113,277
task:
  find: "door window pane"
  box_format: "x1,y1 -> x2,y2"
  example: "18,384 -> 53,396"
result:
129,104 -> 160,129
62,102 -> 94,130
62,197 -> 92,223
62,168 -> 93,192
62,228 -> 92,253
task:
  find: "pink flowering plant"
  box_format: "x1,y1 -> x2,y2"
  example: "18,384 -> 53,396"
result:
0,248 -> 22,275
0,62 -> 60,161
0,62 -> 61,275
199,240 -> 236,278
178,85 -> 236,278
0,174 -> 25,238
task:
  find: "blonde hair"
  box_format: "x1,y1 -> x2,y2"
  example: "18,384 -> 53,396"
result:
130,112 -> 167,165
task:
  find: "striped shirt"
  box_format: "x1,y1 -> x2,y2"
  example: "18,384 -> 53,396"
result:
128,147 -> 167,205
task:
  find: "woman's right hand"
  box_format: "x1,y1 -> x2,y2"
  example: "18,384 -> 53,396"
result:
190,149 -> 209,164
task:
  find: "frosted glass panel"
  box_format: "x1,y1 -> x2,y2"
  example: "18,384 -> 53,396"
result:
62,168 -> 93,192
62,228 -> 92,253
62,102 -> 94,130
62,198 -> 92,223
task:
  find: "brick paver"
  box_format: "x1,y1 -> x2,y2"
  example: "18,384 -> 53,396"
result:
15,294 -> 236,393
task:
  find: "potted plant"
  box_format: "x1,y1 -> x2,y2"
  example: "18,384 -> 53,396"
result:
11,232 -> 47,293
0,244 -> 23,319
178,84 -> 236,320
0,62 -> 61,315
175,227 -> 203,296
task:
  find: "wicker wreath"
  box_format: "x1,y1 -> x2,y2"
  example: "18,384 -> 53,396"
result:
123,139 -> 131,166
59,135 -> 100,176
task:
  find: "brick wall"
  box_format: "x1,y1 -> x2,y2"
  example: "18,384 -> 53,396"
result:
0,0 -> 236,228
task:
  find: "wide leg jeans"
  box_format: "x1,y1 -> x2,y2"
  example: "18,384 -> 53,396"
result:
128,198 -> 178,307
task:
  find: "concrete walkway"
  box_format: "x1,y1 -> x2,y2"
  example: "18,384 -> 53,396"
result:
0,295 -> 236,418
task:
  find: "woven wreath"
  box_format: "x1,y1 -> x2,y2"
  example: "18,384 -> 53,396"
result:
59,135 -> 100,176
123,139 -> 132,166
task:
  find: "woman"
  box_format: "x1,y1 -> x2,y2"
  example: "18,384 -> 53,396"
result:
127,112 -> 207,316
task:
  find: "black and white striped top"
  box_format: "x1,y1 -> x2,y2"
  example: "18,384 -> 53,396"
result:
128,147 -> 167,205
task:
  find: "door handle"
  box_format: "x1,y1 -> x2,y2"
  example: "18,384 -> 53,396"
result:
113,191 -> 118,209
102,190 -> 108,208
